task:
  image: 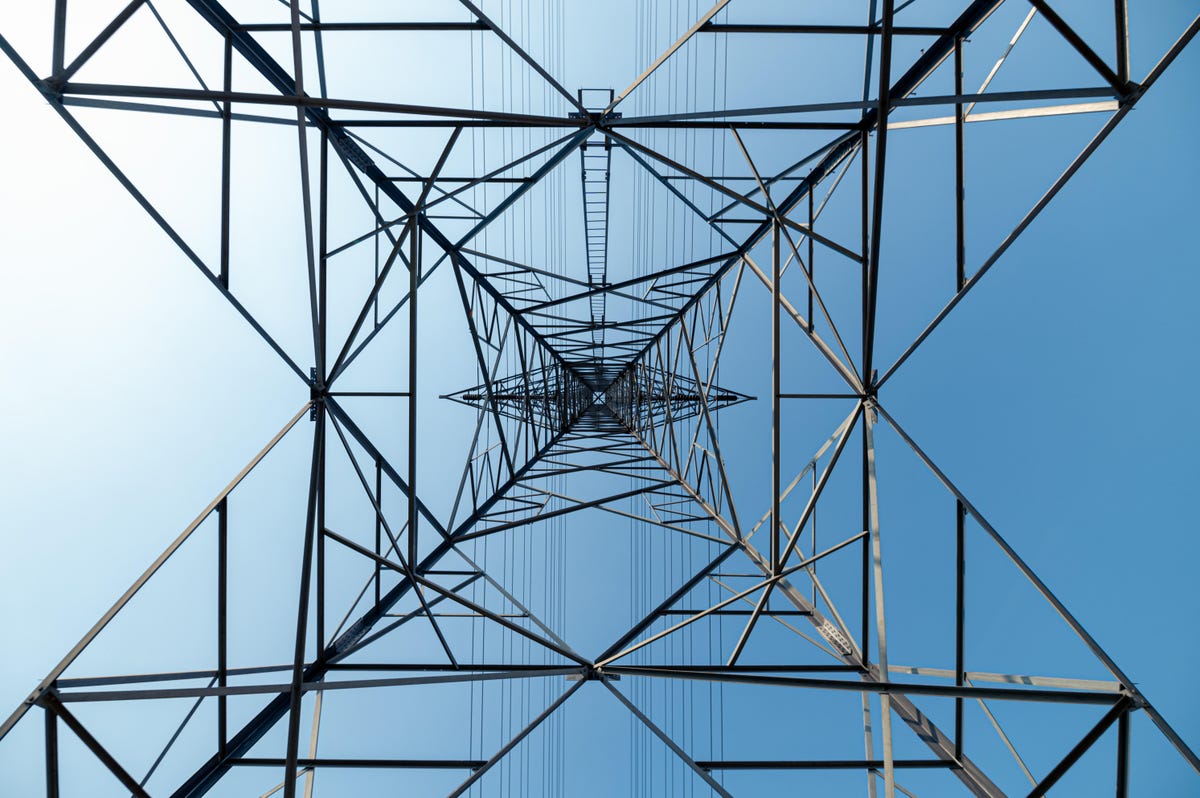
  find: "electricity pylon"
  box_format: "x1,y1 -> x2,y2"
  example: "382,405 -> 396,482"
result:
1,2 -> 1198,795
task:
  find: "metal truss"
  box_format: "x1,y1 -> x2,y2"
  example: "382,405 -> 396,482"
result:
1,1 -> 1198,796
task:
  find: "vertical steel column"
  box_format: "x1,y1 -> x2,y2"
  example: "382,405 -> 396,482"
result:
373,185 -> 381,327
1114,0 -> 1130,85
856,209 -> 878,798
216,497 -> 228,754
864,411 -> 895,798
51,0 -> 67,82
771,219 -> 781,575
954,36 -> 966,294
955,500 -> 966,756
316,129 -> 329,656
374,457 -> 383,604
953,33 -> 967,761
44,706 -> 58,798
282,413 -> 324,798
301,691 -> 323,798
862,0 -> 896,384
811,466 -> 818,605
318,128 -> 329,384
315,440 -> 327,659
859,128 -> 871,657
807,182 -> 815,327
219,33 -> 232,290
408,218 -> 419,567
1116,708 -> 1131,798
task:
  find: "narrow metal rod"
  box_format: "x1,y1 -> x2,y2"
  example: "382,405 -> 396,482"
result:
301,691 -> 322,798
615,86 -> 1112,126
51,0 -> 67,79
1114,0 -> 1130,85
282,407 -> 324,798
700,23 -> 948,36
860,127 -> 872,666
607,667 -> 1126,705
865,408 -> 896,798
974,691 -> 1037,784
44,707 -> 59,798
863,0 -> 896,385
889,667 -> 1120,692
318,128 -> 329,380
955,35 -> 966,293
695,759 -> 954,770
955,500 -> 966,758
235,22 -> 490,32
374,458 -> 382,605
219,33 -> 231,289
60,81 -> 578,126
139,678 -> 216,788
771,221 -> 780,574
60,668 -> 582,702
954,34 -> 967,752
240,757 -> 484,769
217,498 -> 228,754
808,177 -> 815,325
408,221 -> 419,568
862,690 -> 878,798
315,126 -> 329,660
1116,708 -> 1131,798
315,416 -> 327,660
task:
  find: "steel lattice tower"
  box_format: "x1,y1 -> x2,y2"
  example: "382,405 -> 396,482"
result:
1,1 -> 1198,796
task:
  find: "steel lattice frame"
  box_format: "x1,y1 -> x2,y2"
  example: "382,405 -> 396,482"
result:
1,1 -> 1198,796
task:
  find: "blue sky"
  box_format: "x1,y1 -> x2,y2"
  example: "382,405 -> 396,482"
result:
1,2 -> 1198,795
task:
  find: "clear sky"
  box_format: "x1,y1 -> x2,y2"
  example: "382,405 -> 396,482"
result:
1,1 -> 1198,796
